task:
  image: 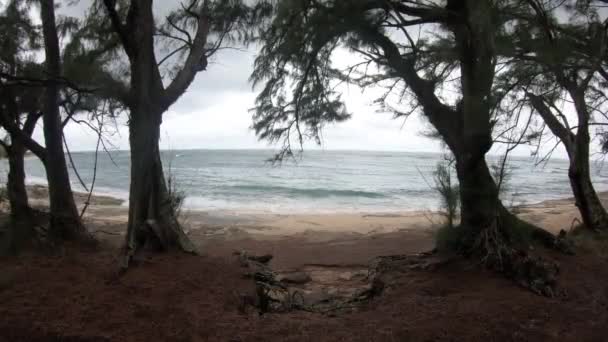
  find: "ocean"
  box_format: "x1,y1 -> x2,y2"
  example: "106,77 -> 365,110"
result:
2,149 -> 608,213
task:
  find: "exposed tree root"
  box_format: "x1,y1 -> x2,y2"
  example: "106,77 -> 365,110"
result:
236,251 -> 398,315
121,219 -> 197,271
467,217 -> 561,297
497,205 -> 575,255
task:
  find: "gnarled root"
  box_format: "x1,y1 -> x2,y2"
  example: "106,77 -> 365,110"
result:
121,219 -> 197,271
470,221 -> 559,297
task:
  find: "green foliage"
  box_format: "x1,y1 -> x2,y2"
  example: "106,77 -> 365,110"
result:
435,224 -> 470,254
81,0 -> 270,93
166,172 -> 185,220
0,0 -> 40,63
165,155 -> 187,220
251,0 -> 398,158
432,157 -> 459,229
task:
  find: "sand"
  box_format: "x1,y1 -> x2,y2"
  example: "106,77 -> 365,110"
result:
39,185 -> 587,236
22,184 -> 598,270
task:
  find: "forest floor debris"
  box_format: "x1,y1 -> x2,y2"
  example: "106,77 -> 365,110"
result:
1,240 -> 607,341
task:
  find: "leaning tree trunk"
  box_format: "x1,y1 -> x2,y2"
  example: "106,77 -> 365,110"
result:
40,0 -> 86,240
529,91 -> 608,231
568,116 -> 608,231
568,157 -> 608,231
124,106 -> 196,266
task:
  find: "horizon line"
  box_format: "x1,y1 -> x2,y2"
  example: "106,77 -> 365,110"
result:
61,147 -> 567,160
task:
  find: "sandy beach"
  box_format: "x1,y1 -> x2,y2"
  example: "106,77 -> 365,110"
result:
21,184 -> 595,269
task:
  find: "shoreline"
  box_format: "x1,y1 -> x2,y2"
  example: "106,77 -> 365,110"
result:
20,184 -> 599,241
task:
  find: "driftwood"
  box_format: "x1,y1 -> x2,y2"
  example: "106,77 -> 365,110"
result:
235,251 -> 385,315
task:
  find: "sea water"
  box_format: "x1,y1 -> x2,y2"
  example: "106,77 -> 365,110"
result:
2,149 -> 607,213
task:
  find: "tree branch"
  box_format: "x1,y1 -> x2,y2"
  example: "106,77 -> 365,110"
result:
0,110 -> 47,162
356,26 -> 462,151
161,13 -> 210,111
527,92 -> 575,152
102,0 -> 132,57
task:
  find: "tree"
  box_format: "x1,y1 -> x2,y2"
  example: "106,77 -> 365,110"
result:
39,0 -> 90,239
0,0 -> 96,247
90,0 -> 265,266
504,0 -> 608,232
0,0 -> 42,228
251,0 -> 563,274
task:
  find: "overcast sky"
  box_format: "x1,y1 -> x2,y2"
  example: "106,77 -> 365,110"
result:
19,0 -> 572,158
48,42 -> 449,154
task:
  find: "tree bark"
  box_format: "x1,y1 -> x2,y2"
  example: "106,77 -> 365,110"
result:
359,4 -> 536,241
6,143 -> 29,219
569,92 -> 608,231
455,154 -> 499,231
116,0 -> 196,266
125,109 -> 196,262
40,0 -> 85,239
528,92 -> 608,231
0,108 -> 42,253
568,158 -> 608,230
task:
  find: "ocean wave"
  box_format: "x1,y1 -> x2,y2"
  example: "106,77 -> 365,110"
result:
229,184 -> 387,199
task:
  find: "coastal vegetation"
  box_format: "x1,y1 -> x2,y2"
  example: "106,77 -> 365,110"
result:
1,0 -> 608,340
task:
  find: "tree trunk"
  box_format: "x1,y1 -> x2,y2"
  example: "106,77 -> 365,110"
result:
444,1 -> 562,267
456,155 -> 499,232
568,160 -> 608,230
117,0 -> 196,267
568,93 -> 608,231
1,143 -> 32,254
1,110 -> 43,253
40,0 -> 85,239
6,143 -> 30,220
529,91 -> 608,231
124,108 -> 196,265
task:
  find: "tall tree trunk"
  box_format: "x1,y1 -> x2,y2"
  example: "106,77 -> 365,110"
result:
120,0 -> 196,266
40,0 -> 85,239
125,108 -> 196,262
444,1 -> 561,265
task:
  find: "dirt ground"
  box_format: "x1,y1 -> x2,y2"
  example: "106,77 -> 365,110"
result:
1,188 -> 608,341
1,238 -> 607,342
